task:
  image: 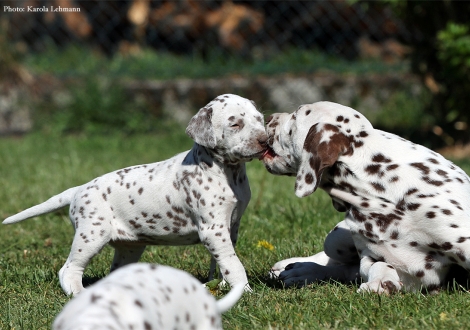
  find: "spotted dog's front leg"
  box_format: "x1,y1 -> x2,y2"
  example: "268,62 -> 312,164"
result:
208,257 -> 218,281
270,220 -> 360,287
199,219 -> 250,292
272,252 -> 360,288
358,256 -> 402,294
270,252 -> 334,280
212,217 -> 242,288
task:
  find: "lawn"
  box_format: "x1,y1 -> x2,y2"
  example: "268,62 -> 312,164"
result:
1,131 -> 470,330
22,45 -> 408,80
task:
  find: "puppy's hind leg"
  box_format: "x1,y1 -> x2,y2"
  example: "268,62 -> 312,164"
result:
109,244 -> 146,272
323,220 -> 359,263
208,256 -> 218,281
59,230 -> 111,295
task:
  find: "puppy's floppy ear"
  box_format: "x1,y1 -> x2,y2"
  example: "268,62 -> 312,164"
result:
295,123 -> 350,198
186,106 -> 216,148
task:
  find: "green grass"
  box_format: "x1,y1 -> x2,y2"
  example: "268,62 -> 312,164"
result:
22,45 -> 408,80
1,131 -> 470,329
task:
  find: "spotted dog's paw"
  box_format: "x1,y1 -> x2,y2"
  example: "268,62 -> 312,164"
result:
358,279 -> 402,294
269,257 -> 314,280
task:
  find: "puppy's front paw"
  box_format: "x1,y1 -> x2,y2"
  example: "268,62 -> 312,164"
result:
269,257 -> 313,279
243,283 -> 253,293
274,262 -> 329,288
357,279 -> 402,295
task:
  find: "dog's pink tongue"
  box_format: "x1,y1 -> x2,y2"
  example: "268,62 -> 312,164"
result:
260,150 -> 269,160
259,148 -> 275,160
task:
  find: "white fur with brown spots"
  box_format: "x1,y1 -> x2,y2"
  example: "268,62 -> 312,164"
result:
3,94 -> 267,295
262,101 -> 470,294
53,263 -> 245,330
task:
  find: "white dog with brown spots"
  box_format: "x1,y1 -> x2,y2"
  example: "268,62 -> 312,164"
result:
3,94 -> 267,295
262,101 -> 470,294
53,263 -> 245,330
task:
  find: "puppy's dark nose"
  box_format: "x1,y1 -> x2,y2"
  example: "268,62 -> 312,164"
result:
265,115 -> 273,125
258,134 -> 268,146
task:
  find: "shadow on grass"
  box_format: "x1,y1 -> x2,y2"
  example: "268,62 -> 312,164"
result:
83,275 -> 105,288
248,268 -> 360,291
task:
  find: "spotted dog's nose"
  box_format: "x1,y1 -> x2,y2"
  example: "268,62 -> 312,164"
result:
258,134 -> 268,146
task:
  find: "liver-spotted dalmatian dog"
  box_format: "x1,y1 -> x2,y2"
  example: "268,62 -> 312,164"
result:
262,101 -> 470,294
53,263 -> 244,330
3,94 -> 267,295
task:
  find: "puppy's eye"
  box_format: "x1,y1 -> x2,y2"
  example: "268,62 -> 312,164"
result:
230,124 -> 240,128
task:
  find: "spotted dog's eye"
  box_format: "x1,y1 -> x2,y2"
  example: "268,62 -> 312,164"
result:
230,123 -> 240,128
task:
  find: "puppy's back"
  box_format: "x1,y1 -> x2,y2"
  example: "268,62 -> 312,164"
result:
53,263 -> 233,330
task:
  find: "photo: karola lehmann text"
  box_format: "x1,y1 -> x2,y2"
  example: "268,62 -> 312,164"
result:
3,5 -> 81,12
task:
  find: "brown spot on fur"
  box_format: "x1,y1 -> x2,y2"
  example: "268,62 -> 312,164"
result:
410,162 -> 430,175
370,182 -> 385,192
372,153 -> 392,163
426,211 -> 436,218
365,164 -> 381,175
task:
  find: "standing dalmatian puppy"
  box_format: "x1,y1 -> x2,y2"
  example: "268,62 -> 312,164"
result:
3,94 -> 267,295
262,101 -> 470,294
53,263 -> 245,330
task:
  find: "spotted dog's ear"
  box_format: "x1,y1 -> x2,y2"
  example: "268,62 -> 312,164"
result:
186,106 -> 216,148
295,123 -> 350,198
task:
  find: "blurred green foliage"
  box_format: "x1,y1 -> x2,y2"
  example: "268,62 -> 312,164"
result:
23,45 -> 408,80
33,77 -> 158,135
438,23 -> 470,73
436,22 -> 470,130
361,90 -> 434,146
389,0 -> 470,146
0,18 -> 24,77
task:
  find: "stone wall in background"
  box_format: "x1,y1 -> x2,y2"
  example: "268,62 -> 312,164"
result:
0,69 -> 34,135
125,72 -> 422,124
0,72 -> 422,135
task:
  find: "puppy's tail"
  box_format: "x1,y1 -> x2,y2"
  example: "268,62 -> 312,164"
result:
3,187 -> 79,224
216,283 -> 246,314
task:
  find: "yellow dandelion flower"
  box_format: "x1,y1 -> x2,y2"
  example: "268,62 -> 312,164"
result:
256,240 -> 275,251
440,312 -> 448,321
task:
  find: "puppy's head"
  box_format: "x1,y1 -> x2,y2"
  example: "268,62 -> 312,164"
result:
262,102 -> 372,197
186,94 -> 267,163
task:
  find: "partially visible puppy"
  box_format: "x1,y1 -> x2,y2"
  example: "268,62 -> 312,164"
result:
263,101 -> 470,294
53,263 -> 245,330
